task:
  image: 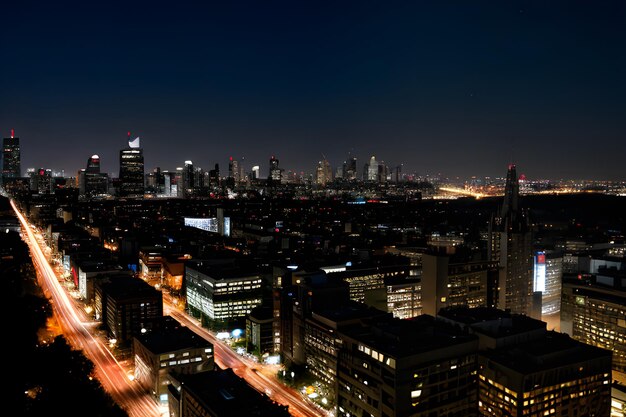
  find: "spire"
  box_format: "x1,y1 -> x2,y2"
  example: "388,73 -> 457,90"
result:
501,164 -> 519,217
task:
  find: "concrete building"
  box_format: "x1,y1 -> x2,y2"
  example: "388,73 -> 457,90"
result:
185,259 -> 263,329
94,275 -> 163,346
336,315 -> 479,417
421,252 -> 498,316
439,306 -> 612,417
133,316 -> 214,404
167,368 -> 290,417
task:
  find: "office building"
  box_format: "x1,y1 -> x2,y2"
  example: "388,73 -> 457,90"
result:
185,260 -> 263,328
316,158 -> 333,186
119,134 -> 144,198
79,154 -> 108,198
366,155 -> 379,182
2,129 -> 20,182
305,302 -> 389,392
94,275 -> 164,346
29,168 -> 53,194
421,253 -> 498,316
133,317 -> 214,404
167,368 -> 290,417
245,306 -> 274,355
336,315 -> 479,417
383,275 -> 422,319
343,155 -> 357,181
280,270 -> 350,367
561,271 -> 626,382
268,155 -> 282,184
489,164 -> 535,317
439,306 -> 612,417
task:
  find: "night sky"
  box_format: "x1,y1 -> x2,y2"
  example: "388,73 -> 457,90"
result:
2,1 -> 625,181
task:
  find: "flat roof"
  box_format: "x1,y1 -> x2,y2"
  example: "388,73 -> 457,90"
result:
135,324 -> 211,353
176,368 -> 290,417
340,314 -> 476,358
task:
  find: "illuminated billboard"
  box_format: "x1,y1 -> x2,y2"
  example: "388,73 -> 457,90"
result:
533,251 -> 546,292
184,217 -> 218,233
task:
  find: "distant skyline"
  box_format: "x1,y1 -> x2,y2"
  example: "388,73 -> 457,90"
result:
1,1 -> 625,180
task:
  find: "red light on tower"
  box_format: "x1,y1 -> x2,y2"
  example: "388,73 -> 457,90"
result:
10,129 -> 14,138
229,156 -> 233,161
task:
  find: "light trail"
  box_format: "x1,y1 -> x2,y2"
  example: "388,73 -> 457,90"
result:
438,186 -> 486,199
13,198 -> 327,417
11,199 -> 163,417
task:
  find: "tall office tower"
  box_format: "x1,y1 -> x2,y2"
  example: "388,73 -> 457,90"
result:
489,164 -> 534,317
343,155 -> 357,181
208,163 -> 220,187
2,129 -> 21,183
228,156 -> 240,184
162,171 -> 174,197
251,165 -> 260,181
80,154 -> 108,198
367,155 -> 379,182
268,155 -> 282,184
394,164 -> 402,183
315,158 -> 332,186
181,160 -> 194,198
118,133 -> 144,198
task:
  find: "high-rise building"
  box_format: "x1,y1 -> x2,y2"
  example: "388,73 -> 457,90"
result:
2,129 -> 21,183
344,155 -> 357,181
118,133 -> 144,198
269,155 -> 282,184
489,164 -> 535,317
367,155 -> 379,182
251,165 -> 260,181
79,155 -> 108,198
228,156 -> 240,184
182,160 -> 194,198
315,158 -> 333,186
561,271 -> 626,384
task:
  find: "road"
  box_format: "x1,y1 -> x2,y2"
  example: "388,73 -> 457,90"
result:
12,199 -> 166,417
12,199 -> 328,417
165,303 -> 329,417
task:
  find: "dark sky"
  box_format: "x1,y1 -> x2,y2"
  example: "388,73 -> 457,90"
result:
1,1 -> 625,181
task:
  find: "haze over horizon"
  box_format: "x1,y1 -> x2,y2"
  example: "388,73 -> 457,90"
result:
1,1 -> 624,181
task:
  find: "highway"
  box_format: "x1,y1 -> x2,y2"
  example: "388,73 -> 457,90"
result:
12,199 -> 328,417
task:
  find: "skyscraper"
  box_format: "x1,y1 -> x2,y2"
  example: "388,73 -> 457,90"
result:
343,155 -> 357,181
490,164 -> 535,317
269,155 -> 282,184
2,129 -> 21,183
79,154 -> 108,198
315,158 -> 332,186
118,133 -> 144,198
367,155 -> 379,182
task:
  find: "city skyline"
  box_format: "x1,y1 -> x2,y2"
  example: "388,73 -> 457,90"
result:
2,1 -> 625,180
